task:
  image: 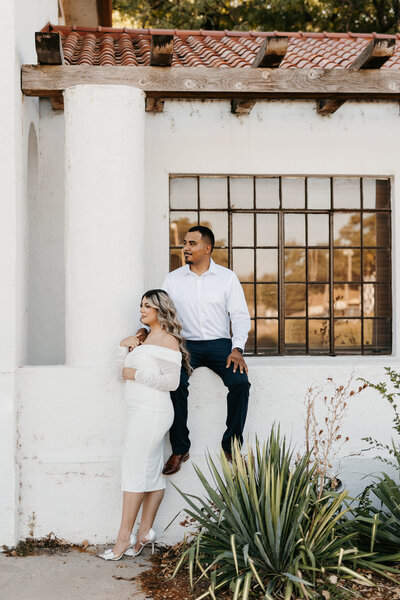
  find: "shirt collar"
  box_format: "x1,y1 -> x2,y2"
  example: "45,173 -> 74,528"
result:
184,258 -> 218,276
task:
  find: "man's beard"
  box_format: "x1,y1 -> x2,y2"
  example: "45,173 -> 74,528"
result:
184,254 -> 193,263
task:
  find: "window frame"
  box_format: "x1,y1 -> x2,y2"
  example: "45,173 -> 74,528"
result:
169,174 -> 392,357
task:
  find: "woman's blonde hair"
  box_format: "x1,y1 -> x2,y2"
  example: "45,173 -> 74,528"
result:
142,289 -> 192,374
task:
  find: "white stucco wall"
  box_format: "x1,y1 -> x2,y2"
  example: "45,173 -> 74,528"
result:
0,0 -> 59,545
13,97 -> 400,545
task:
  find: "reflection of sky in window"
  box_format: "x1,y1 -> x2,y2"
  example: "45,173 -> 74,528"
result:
284,214 -> 305,246
257,214 -> 278,246
256,178 -> 279,209
333,179 -> 360,209
307,178 -> 330,209
230,177 -> 253,209
334,213 -> 360,246
170,177 -> 197,210
232,213 -> 254,246
199,177 -> 228,208
233,249 -> 254,281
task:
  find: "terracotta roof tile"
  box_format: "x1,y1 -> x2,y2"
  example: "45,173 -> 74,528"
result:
42,24 -> 400,68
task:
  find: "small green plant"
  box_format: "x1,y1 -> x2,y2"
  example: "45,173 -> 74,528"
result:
173,429 -> 381,599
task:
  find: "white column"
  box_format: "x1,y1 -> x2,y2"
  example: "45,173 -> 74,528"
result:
64,85 -> 145,366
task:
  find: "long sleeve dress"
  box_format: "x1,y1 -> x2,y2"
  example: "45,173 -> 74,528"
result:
116,344 -> 182,492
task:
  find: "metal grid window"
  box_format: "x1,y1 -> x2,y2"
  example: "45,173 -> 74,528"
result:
169,175 -> 392,356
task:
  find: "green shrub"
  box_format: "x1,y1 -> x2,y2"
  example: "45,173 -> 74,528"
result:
173,429 -> 377,599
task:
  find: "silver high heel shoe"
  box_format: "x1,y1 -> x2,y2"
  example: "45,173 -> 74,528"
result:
98,531 -> 137,561
132,528 -> 156,557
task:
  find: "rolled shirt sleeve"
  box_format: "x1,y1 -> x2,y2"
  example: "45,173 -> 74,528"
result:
226,273 -> 251,350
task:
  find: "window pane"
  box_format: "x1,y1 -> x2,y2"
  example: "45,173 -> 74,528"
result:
257,319 -> 278,353
232,213 -> 254,247
363,178 -> 390,209
256,284 -> 278,317
282,177 -> 305,209
232,249 -> 254,282
285,249 -> 305,281
212,249 -> 228,268
363,319 -> 391,353
256,249 -> 278,282
309,320 -> 330,350
199,177 -> 228,208
200,212 -> 228,246
285,284 -> 306,316
308,249 -> 329,282
245,320 -> 255,354
307,178 -> 330,209
334,213 -> 361,246
285,214 -> 305,246
308,214 -> 329,246
170,177 -> 197,209
334,249 -> 361,282
334,284 -> 361,317
363,248 -> 390,281
242,284 -> 255,318
309,284 -> 329,317
256,177 -> 280,209
363,283 -> 391,317
334,319 -> 362,350
363,213 -> 390,247
333,178 -> 360,209
170,248 -> 184,271
285,319 -> 306,352
170,211 -> 197,245
230,177 -> 253,209
257,213 -> 278,247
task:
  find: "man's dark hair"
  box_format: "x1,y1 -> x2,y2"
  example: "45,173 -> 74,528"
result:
188,225 -> 215,252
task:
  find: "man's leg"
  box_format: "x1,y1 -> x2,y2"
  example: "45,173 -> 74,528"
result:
168,341 -> 203,453
205,339 -> 250,454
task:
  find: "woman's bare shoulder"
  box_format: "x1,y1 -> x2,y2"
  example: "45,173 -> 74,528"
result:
160,333 -> 180,351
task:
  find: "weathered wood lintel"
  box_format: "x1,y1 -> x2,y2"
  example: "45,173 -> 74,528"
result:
231,98 -> 256,115
145,97 -> 165,112
50,93 -> 64,110
317,38 -> 395,116
22,65 -> 400,104
150,34 -> 174,67
252,36 -> 289,69
35,32 -> 65,65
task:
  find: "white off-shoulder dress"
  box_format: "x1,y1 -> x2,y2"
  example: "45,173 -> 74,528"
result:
116,344 -> 181,492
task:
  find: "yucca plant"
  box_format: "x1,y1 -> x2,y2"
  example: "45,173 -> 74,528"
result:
349,445 -> 400,561
173,428 -> 378,599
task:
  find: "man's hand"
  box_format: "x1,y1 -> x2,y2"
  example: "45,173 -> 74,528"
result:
226,348 -> 248,375
122,367 -> 136,380
120,335 -> 141,352
135,328 -> 148,344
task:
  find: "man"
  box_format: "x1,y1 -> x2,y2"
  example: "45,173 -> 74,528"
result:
160,226 -> 251,475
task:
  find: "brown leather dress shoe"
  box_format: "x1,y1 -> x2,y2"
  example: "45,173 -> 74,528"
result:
223,451 -> 233,463
162,452 -> 190,476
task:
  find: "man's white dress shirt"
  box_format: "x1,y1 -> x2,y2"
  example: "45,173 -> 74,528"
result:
162,259 -> 250,350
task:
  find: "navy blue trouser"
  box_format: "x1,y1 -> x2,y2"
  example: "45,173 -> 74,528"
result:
170,338 -> 250,455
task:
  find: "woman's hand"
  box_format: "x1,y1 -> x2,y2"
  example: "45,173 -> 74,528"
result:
120,335 -> 141,352
122,367 -> 137,380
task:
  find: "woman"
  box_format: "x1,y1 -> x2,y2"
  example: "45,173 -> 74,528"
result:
99,289 -> 191,560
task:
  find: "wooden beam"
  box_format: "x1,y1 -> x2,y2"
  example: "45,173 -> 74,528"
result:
252,36 -> 289,68
317,38 -> 395,116
50,93 -> 64,110
21,65 -> 400,101
145,97 -> 165,112
231,99 -> 255,115
35,32 -> 64,65
150,35 -> 174,67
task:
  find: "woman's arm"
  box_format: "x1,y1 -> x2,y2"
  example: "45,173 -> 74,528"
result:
116,346 -> 129,380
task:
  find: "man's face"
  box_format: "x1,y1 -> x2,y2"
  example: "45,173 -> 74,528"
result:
183,231 -> 210,265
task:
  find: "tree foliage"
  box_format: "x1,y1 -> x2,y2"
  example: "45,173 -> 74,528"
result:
113,0 -> 400,34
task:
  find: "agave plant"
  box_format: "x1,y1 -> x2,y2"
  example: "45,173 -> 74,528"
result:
349,444 -> 400,563
173,428 -> 379,599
